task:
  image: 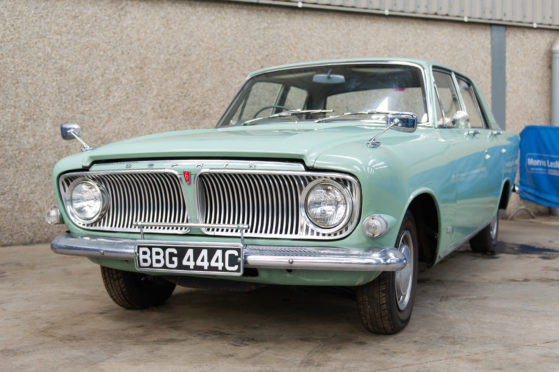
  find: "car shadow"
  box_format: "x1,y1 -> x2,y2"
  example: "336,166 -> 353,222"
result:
99,242 -> 542,341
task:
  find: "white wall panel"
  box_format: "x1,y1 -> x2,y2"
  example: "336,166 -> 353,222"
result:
228,0 -> 559,28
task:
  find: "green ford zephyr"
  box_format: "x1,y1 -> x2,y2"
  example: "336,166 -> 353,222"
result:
48,59 -> 519,334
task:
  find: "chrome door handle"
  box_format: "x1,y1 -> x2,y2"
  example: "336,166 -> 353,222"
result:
465,130 -> 480,137
491,130 -> 502,137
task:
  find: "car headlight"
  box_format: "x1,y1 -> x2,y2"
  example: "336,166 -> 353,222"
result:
67,179 -> 108,224
303,180 -> 352,230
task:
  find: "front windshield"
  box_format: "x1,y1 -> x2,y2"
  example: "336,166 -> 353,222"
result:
217,64 -> 428,127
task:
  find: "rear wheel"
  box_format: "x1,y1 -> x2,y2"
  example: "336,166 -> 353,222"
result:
356,212 -> 418,334
470,214 -> 498,254
100,266 -> 176,309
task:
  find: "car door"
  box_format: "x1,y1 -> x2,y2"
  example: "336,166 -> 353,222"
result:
432,69 -> 491,247
455,76 -> 501,223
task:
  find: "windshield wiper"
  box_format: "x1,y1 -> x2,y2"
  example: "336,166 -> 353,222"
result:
315,110 -> 394,123
241,109 -> 334,126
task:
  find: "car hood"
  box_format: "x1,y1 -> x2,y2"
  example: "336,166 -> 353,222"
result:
75,122 -> 402,168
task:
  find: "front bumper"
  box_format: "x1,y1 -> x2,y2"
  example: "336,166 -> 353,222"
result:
51,233 -> 407,272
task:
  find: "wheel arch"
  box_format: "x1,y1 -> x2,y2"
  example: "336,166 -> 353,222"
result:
406,192 -> 440,268
499,179 -> 512,210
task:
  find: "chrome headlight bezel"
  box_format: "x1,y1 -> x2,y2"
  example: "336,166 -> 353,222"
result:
63,178 -> 109,225
301,179 -> 353,233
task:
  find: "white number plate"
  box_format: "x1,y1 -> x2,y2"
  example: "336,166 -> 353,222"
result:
135,244 -> 243,276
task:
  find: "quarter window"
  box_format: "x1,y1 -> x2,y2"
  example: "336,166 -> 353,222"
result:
456,77 -> 487,128
433,71 -> 460,127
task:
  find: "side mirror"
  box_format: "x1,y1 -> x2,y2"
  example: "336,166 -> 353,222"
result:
60,123 -> 93,151
387,112 -> 417,133
368,112 -> 417,148
61,123 -> 81,140
451,111 -> 470,128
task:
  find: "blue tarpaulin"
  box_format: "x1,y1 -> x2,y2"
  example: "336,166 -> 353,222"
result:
519,125 -> 559,208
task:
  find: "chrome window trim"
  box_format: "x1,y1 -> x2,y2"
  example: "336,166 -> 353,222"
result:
450,71 -> 467,113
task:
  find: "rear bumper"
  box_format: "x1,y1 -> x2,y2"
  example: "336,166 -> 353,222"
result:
51,233 -> 406,272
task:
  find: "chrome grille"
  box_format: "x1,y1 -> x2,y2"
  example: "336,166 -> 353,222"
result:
59,171 -> 189,234
197,171 -> 360,240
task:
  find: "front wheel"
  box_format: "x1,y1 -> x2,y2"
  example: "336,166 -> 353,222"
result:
356,211 -> 418,334
100,266 -> 176,309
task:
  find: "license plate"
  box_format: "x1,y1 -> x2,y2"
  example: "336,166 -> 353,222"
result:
135,243 -> 243,276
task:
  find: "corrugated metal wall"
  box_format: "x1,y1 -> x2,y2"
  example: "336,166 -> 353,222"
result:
227,0 -> 559,29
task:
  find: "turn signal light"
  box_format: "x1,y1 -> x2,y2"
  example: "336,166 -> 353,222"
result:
362,215 -> 388,238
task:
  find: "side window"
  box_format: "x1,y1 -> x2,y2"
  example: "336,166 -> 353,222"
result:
433,71 -> 460,127
456,77 -> 487,128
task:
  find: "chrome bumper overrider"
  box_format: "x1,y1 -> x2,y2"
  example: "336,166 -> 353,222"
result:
51,234 -> 407,272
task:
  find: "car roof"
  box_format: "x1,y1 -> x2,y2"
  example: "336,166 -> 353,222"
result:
246,58 -> 465,79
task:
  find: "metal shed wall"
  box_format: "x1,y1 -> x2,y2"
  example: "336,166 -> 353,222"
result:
227,0 -> 559,29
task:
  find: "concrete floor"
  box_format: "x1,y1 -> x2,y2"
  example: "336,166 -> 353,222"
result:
1,218 -> 558,371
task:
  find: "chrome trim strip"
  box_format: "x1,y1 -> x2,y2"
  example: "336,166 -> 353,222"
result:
133,221 -> 249,240
134,222 -> 249,230
89,160 -> 307,173
51,233 -> 406,272
245,246 -> 406,271
51,234 -> 136,260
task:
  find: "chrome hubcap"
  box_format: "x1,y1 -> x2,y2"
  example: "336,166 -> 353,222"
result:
395,230 -> 413,311
490,216 -> 498,241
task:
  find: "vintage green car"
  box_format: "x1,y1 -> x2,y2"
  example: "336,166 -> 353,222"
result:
48,58 -> 518,334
